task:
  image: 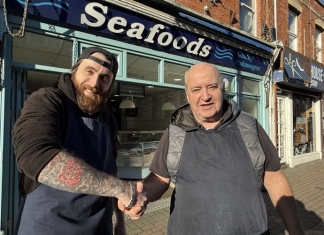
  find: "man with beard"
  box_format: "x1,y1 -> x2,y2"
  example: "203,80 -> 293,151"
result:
12,47 -> 146,235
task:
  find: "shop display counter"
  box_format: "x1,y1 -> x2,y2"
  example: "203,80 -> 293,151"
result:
116,131 -> 163,179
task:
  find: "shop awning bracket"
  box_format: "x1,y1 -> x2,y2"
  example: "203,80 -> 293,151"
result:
3,0 -> 29,37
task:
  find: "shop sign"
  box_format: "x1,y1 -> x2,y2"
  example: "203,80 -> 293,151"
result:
287,78 -> 306,86
7,0 -> 270,75
283,51 -> 309,81
272,70 -> 285,82
311,64 -> 324,91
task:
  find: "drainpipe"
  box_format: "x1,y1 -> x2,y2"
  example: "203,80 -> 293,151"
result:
274,0 -> 277,30
0,32 -> 8,92
271,0 -> 278,142
266,41 -> 282,142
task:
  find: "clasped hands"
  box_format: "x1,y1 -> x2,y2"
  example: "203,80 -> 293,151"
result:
118,181 -> 148,220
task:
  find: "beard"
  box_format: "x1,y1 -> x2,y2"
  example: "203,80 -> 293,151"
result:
72,76 -> 110,115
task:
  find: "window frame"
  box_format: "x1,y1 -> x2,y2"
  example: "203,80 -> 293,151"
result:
315,28 -> 322,62
289,10 -> 298,51
240,0 -> 256,35
240,76 -> 261,119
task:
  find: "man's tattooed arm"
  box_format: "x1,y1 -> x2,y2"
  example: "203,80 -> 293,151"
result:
38,151 -> 131,204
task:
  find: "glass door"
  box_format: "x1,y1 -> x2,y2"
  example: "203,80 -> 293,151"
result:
277,96 -> 286,163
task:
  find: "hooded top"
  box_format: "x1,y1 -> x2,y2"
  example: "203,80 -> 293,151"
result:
169,100 -> 239,131
149,100 -> 281,180
12,73 -> 118,196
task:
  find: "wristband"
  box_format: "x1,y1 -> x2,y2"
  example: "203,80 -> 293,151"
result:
125,182 -> 136,209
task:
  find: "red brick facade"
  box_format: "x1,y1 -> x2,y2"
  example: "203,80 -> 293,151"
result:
175,0 -> 324,62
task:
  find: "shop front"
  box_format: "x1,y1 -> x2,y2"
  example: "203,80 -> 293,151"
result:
272,48 -> 323,167
310,61 -> 324,155
1,0 -> 276,233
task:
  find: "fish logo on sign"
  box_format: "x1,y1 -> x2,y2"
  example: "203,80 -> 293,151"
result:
214,47 -> 234,61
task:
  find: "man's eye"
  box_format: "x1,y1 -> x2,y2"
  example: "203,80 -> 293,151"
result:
102,76 -> 111,82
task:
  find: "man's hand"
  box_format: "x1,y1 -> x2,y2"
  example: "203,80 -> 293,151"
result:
118,182 -> 148,220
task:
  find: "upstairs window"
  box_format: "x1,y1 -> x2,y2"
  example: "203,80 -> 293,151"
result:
315,28 -> 322,62
289,10 -> 298,51
240,0 -> 255,35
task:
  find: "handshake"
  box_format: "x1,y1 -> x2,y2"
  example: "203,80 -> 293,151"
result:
117,181 -> 148,220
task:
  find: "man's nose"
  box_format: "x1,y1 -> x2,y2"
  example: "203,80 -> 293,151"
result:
88,75 -> 100,88
201,89 -> 210,100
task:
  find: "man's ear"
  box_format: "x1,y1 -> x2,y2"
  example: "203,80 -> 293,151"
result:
186,91 -> 190,103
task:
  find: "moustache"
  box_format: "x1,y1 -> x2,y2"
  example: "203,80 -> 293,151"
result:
83,85 -> 102,95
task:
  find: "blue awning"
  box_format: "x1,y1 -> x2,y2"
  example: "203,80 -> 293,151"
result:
283,51 -> 309,80
178,12 -> 273,53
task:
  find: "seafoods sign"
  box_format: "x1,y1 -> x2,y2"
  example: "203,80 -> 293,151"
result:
81,3 -> 211,58
8,0 -> 270,74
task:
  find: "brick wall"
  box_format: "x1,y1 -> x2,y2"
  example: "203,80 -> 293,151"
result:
174,0 -> 324,62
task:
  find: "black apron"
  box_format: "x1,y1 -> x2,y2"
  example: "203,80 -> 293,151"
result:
16,99 -> 117,235
168,123 -> 268,235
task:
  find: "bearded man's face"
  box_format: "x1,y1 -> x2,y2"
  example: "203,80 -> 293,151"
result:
72,75 -> 111,115
72,52 -> 114,115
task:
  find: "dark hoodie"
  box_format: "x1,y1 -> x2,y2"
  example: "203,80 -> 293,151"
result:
169,99 -> 239,131
150,100 -> 280,179
12,73 -> 118,196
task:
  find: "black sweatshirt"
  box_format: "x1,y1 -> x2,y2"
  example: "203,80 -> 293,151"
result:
12,73 -> 117,196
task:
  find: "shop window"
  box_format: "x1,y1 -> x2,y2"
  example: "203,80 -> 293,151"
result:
12,30 -> 72,69
164,62 -> 189,86
127,53 -> 159,82
293,94 -> 315,156
242,98 -> 258,118
289,10 -> 298,51
242,78 -> 259,95
240,0 -> 255,35
315,28 -> 322,63
241,77 -> 260,118
222,74 -> 235,93
225,94 -> 236,101
26,70 -> 61,95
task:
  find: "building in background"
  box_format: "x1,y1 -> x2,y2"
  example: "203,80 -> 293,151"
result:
0,0 -> 323,234
266,0 -> 324,168
150,0 -> 324,167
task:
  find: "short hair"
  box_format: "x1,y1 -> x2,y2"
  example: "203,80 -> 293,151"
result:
184,63 -> 223,90
72,47 -> 118,79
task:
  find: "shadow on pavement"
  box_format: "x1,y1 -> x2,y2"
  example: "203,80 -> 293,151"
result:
262,191 -> 324,235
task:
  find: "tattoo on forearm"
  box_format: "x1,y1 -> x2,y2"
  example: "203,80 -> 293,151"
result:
38,151 -> 125,197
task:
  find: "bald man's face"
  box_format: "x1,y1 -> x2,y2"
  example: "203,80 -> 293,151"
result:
185,63 -> 224,126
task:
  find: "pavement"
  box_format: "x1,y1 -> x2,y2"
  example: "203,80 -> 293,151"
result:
117,159 -> 324,235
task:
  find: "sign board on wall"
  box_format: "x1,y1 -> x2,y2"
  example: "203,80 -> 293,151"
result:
7,0 -> 271,75
311,63 -> 324,91
272,70 -> 285,82
283,51 -> 309,81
